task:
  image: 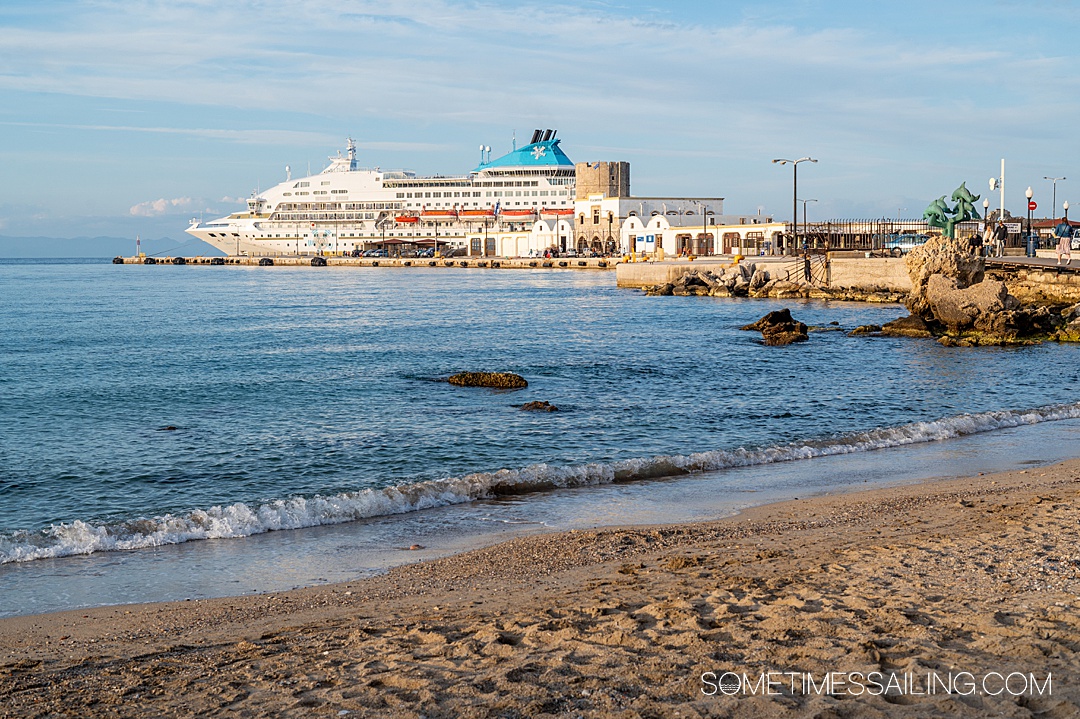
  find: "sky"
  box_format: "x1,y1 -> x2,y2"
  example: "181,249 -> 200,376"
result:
1,0 -> 1079,245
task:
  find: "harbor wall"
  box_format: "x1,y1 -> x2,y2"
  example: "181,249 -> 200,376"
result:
1000,266 -> 1080,304
615,256 -> 913,292
115,256 -> 615,270
826,257 -> 912,292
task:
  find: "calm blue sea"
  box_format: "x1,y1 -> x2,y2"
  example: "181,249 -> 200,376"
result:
1,258 -> 1078,616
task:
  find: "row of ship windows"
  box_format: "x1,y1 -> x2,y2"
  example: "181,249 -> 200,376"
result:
395,189 -> 567,199
271,203 -> 568,221
398,191 -> 483,199
275,202 -> 402,211
404,200 -> 568,208
283,189 -> 348,196
245,228 -> 531,239
274,213 -> 382,220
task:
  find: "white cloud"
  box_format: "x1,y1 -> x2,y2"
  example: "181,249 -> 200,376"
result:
129,197 -> 196,217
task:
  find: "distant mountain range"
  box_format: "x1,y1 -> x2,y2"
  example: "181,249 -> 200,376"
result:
0,235 -> 222,258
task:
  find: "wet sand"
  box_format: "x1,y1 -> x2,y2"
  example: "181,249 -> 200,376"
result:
2,462 -> 1079,718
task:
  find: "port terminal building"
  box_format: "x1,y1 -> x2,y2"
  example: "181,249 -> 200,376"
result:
465,159 -> 778,257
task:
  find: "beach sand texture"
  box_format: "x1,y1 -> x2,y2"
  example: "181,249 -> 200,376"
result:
2,463 -> 1079,718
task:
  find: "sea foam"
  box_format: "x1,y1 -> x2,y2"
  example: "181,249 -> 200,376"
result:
2,402 -> 1078,564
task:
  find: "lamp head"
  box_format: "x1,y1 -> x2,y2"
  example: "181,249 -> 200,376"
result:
1026,186 -> 1033,199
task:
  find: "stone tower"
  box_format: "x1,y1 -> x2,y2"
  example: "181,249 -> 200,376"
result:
574,161 -> 630,200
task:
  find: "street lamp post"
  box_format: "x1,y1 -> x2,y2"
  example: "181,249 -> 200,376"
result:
1044,176 -> 1065,225
607,211 -> 614,256
989,159 -> 1005,231
798,199 -> 818,249
1065,200 -> 1070,223
772,157 -> 817,255
1026,187 -> 1034,256
982,198 -> 990,226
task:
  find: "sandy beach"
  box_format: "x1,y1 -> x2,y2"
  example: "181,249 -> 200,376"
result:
2,462 -> 1079,718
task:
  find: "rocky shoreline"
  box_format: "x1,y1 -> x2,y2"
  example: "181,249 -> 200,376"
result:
643,262 -> 906,304
642,242 -> 1080,346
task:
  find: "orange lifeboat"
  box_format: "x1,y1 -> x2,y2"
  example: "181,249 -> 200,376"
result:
421,209 -> 458,218
395,215 -> 419,223
541,207 -> 574,216
459,208 -> 495,217
501,208 -> 537,217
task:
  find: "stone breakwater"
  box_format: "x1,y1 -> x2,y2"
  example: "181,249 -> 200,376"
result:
642,263 -> 905,303
113,256 -> 614,270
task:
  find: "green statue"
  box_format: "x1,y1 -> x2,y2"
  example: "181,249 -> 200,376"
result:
922,183 -> 981,238
923,196 -> 951,231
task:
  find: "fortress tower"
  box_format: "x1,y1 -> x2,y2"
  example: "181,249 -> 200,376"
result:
574,161 -> 630,200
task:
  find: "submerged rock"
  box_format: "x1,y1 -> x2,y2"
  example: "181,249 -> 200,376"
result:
881,315 -> 933,338
448,372 -> 528,389
520,400 -> 559,412
848,324 -> 883,336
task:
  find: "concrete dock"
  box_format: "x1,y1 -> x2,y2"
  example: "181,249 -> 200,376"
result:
112,255 -> 616,270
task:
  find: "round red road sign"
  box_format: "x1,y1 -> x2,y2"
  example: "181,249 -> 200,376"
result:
1028,201 -> 1038,211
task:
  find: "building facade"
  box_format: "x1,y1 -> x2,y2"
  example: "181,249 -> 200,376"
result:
572,161 -> 772,256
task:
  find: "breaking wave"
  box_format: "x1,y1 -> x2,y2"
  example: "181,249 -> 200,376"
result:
3,402 -> 1079,564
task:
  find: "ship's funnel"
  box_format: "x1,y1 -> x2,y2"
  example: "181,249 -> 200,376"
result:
530,129 -> 543,144
542,129 -> 553,142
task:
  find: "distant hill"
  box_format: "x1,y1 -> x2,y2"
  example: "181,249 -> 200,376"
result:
0,235 -> 224,258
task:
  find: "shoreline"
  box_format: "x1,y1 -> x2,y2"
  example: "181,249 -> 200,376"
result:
3,461 -> 1079,716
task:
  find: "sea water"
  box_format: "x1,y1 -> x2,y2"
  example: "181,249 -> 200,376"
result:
1,259 -> 1078,617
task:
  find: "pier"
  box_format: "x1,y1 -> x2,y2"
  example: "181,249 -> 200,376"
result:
112,256 -> 615,270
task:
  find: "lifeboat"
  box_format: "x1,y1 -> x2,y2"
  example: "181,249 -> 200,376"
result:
421,209 -> 458,218
394,215 -> 419,223
540,208 -> 574,216
459,208 -> 495,217
500,209 -> 538,217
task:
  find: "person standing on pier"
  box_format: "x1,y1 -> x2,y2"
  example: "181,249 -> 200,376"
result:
993,222 -> 1008,258
1055,219 -> 1073,266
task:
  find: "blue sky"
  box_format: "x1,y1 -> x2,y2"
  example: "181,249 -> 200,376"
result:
1,0 -> 1078,242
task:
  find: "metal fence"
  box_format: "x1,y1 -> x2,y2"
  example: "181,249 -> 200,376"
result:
792,219 -> 1023,252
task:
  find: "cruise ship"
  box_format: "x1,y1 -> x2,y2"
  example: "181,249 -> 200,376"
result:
186,130 -> 576,256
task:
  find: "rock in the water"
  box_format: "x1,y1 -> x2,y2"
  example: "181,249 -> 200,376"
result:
923,275 -> 1016,332
742,308 -> 808,345
880,314 -> 933,338
520,400 -> 559,412
848,324 -> 883,336
448,372 -> 528,389
741,308 -> 795,331
905,234 -> 984,317
1052,318 -> 1080,343
643,283 -> 674,296
762,325 -> 809,345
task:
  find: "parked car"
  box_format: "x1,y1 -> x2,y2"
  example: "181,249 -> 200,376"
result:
883,233 -> 930,256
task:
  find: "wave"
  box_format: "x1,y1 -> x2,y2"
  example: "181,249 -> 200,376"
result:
3,402 -> 1079,563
